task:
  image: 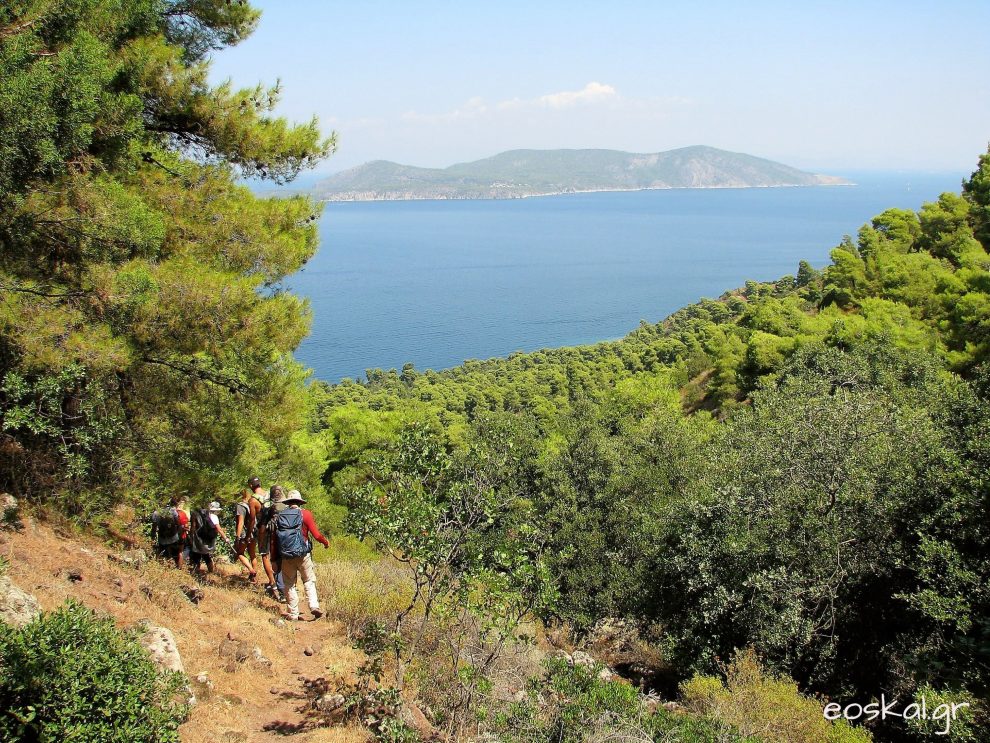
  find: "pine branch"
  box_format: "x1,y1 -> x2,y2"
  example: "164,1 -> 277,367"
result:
140,355 -> 252,395
0,282 -> 89,299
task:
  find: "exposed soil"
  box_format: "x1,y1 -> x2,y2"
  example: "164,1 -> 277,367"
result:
0,516 -> 371,742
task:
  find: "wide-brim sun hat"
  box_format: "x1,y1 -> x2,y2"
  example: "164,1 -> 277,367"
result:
208,501 -> 222,512
284,489 -> 305,504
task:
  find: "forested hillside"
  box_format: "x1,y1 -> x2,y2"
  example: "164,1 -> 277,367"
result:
313,150 -> 990,740
2,1 -> 990,740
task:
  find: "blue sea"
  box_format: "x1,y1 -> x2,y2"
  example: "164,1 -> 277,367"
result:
287,172 -> 965,382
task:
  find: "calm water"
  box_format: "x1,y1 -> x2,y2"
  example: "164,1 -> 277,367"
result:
288,172 -> 964,382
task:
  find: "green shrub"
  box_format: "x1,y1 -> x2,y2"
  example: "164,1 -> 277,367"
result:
491,656 -> 737,742
311,503 -> 381,563
0,601 -> 186,742
490,656 -> 644,742
681,649 -> 871,743
905,685 -> 981,742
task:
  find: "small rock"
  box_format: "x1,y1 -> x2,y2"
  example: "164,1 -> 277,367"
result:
191,671 -> 214,701
270,618 -> 287,628
0,493 -> 21,529
571,650 -> 595,668
0,576 -> 41,627
218,638 -> 251,663
511,690 -> 527,703
250,646 -> 272,668
303,646 -> 315,657
67,570 -> 83,582
181,585 -> 204,605
598,667 -> 615,682
314,692 -> 345,712
109,549 -> 148,568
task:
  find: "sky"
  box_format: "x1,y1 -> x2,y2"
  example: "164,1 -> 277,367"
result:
208,1 -> 990,176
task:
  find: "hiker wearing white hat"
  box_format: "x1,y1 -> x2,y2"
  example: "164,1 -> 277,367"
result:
272,489 -> 330,621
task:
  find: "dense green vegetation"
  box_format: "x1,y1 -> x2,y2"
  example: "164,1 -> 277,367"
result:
0,601 -> 186,741
0,0 -> 334,514
317,149 -> 990,739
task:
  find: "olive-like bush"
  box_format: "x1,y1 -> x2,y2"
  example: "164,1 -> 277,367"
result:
0,601 -> 185,742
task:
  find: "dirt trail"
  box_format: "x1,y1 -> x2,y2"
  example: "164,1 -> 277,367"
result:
0,517 -> 370,742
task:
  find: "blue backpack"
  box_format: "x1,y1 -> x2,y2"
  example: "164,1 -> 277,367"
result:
275,508 -> 310,558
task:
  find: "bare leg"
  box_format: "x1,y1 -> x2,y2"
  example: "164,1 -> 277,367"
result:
247,543 -> 258,581
261,553 -> 276,588
237,551 -> 254,574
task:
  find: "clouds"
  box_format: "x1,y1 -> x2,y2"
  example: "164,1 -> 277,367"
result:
538,81 -> 618,108
495,81 -> 620,111
401,81 -> 620,123
400,81 -> 683,126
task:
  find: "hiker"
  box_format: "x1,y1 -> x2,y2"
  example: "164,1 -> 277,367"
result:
175,495 -> 191,565
252,478 -> 281,600
267,485 -> 288,603
150,496 -> 189,568
233,487 -> 260,582
188,501 -> 233,575
272,489 -> 329,621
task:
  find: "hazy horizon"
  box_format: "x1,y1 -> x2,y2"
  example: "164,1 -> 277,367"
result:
210,1 -> 990,176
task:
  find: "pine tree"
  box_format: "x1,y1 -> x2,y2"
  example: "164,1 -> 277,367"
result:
0,1 -> 334,509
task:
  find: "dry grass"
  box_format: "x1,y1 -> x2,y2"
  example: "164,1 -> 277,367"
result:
0,514 -> 370,743
315,558 -> 414,634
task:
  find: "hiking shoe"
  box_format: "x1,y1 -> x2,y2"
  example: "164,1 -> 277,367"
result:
311,608 -> 323,620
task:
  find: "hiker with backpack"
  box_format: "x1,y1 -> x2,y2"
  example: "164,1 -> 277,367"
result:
272,489 -> 329,621
188,501 -> 233,575
266,485 -> 288,603
253,479 -> 282,601
150,496 -> 190,568
233,486 -> 260,582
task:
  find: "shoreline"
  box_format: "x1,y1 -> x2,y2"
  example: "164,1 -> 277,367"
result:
317,180 -> 856,204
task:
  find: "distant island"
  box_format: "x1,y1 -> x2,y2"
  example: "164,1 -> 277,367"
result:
310,145 -> 852,201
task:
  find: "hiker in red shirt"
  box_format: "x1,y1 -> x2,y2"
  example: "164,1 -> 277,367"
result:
271,489 -> 329,621
150,496 -> 190,568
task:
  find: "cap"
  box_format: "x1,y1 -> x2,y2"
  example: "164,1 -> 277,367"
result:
247,476 -> 261,489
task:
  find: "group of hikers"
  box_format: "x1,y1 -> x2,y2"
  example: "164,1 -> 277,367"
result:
149,476 -> 330,622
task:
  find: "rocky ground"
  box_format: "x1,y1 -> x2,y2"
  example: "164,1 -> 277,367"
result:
0,506 -> 374,743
